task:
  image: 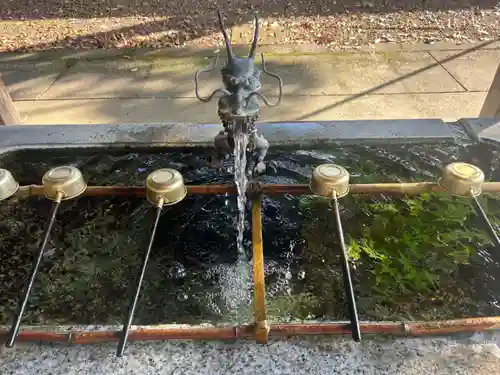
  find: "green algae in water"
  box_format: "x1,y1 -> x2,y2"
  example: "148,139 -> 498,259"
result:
1,143 -> 500,326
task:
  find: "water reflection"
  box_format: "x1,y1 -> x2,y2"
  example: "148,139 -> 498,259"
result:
1,143 -> 500,326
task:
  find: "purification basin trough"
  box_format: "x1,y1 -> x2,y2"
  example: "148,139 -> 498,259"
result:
1,118 -> 500,357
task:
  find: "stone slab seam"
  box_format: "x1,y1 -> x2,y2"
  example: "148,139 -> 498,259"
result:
428,51 -> 468,92
36,59 -> 79,100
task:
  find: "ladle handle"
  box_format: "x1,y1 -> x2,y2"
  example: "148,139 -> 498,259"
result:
331,191 -> 361,342
116,199 -> 164,357
471,193 -> 500,246
6,193 -> 63,347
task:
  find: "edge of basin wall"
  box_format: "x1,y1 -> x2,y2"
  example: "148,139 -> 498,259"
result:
459,118 -> 500,144
0,119 -> 477,156
480,62 -> 500,118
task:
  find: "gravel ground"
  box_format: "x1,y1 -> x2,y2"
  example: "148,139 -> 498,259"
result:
1,333 -> 500,374
0,0 -> 499,52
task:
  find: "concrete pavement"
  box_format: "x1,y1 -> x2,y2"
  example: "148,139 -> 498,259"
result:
0,40 -> 499,124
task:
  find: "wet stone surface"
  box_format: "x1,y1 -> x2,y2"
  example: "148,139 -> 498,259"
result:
1,143 -> 500,326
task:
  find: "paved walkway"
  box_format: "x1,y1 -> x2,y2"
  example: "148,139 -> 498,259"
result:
0,40 -> 499,125
2,334 -> 500,375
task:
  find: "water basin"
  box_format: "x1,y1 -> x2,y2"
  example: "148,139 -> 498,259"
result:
1,142 -> 500,327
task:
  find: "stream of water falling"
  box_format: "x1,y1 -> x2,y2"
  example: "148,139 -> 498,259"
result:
221,121 -> 253,313
233,123 -> 248,259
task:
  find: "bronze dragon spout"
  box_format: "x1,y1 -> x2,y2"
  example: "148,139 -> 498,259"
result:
194,9 -> 283,176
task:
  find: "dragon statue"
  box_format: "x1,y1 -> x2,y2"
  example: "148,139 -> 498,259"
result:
195,9 -> 283,176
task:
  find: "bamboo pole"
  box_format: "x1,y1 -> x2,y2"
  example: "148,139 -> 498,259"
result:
2,317 -> 500,345
14,185 -> 236,198
251,195 -> 269,344
12,182 -> 500,199
0,76 -> 21,125
71,326 -> 247,344
480,61 -> 500,118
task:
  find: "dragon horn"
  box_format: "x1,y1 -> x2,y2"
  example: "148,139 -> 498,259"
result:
217,8 -> 233,62
248,12 -> 260,58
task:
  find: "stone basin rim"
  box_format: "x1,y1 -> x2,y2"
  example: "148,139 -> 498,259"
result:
0,119 -> 476,156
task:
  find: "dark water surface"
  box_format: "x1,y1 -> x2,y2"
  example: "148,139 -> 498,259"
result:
2,143 -> 500,326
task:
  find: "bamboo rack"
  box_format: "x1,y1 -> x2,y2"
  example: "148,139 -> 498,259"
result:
251,195 -> 269,344
13,181 -> 500,199
5,180 -> 500,349
1,317 -> 500,345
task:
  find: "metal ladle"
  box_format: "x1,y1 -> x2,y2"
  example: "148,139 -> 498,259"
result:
0,169 -> 19,201
310,164 -> 361,342
116,169 -> 187,357
5,166 -> 87,347
439,162 -> 500,246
